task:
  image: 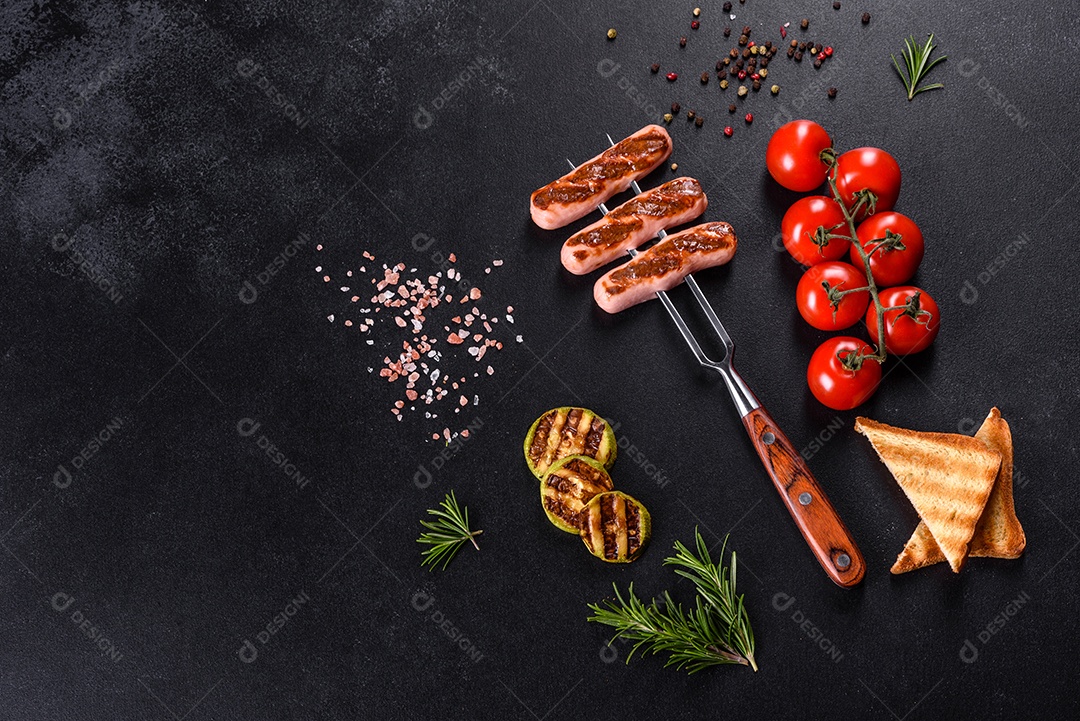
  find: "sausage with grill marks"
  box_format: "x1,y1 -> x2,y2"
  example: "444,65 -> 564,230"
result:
560,177 -> 708,276
593,221 -> 738,313
530,125 -> 672,230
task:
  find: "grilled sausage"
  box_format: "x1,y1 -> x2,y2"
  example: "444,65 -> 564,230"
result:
530,125 -> 672,230
593,221 -> 738,313
560,177 -> 707,276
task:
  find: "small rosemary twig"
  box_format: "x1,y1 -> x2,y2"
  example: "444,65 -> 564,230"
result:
892,34 -> 947,101
417,491 -> 482,570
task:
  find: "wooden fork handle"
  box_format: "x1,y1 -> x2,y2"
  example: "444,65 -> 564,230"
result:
741,406 -> 866,587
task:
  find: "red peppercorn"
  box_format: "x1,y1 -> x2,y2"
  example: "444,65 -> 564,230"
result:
817,52 -> 826,61
737,70 -> 747,80
750,73 -> 760,80
780,26 -> 787,39
744,113 -> 753,124
748,41 -> 755,47
691,20 -> 700,30
666,72 -> 678,81
724,126 -> 734,137
825,46 -> 834,57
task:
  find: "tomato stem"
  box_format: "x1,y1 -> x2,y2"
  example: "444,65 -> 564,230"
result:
823,151 -> 889,364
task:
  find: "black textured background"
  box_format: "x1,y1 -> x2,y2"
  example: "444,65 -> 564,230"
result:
2,1 -> 1078,719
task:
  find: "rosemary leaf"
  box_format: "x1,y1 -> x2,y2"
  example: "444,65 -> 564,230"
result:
892,33 -> 947,101
417,491 -> 482,570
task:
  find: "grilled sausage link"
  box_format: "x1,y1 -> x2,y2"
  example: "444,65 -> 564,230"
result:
593,221 -> 738,313
560,177 -> 707,276
530,125 -> 672,230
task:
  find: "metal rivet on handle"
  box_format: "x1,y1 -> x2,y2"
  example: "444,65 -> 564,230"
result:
798,492 -> 812,505
762,432 -> 775,445
836,554 -> 851,569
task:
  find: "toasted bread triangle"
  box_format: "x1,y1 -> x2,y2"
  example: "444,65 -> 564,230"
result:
891,408 -> 1026,574
855,416 -> 1001,573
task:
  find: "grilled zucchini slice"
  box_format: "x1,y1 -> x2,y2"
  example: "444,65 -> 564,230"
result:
579,491 -> 651,563
540,455 -> 615,533
523,407 -> 617,479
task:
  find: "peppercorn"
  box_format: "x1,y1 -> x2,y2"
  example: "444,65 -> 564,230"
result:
771,84 -> 780,95
742,25 -> 752,35
700,72 -> 709,84
759,68 -> 768,78
737,85 -> 748,97
663,112 -> 673,123
686,110 -> 695,120
735,59 -> 744,69
691,20 -> 700,30
813,58 -> 823,68
742,48 -> 751,58
862,12 -> 870,24
723,1 -> 732,11
695,115 -> 704,127
825,46 -> 834,57
809,45 -> 818,55
737,70 -> 747,80
761,58 -> 770,68
671,162 -> 679,171
730,66 -> 739,77
800,19 -> 809,29
833,1 -> 841,8
693,7 -> 701,17
738,34 -> 748,46
718,79 -> 729,89
667,72 -> 679,81
752,79 -> 761,91
723,26 -> 731,37
827,87 -> 838,98
765,41 -> 773,49
730,48 -> 739,58
799,41 -> 806,50
724,126 -> 734,137
794,51 -> 803,62
749,46 -> 758,56
671,101 -> 681,113
787,47 -> 795,58
679,36 -> 687,47
745,113 -> 753,124
715,60 -> 724,71
790,39 -> 798,47
607,28 -> 617,40
650,63 -> 660,74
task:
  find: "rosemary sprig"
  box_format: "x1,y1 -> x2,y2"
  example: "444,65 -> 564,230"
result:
892,34 -> 947,101
587,529 -> 758,673
417,491 -> 482,570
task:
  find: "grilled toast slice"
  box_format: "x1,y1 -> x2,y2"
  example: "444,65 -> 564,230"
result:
855,417 -> 1002,573
891,408 -> 1025,573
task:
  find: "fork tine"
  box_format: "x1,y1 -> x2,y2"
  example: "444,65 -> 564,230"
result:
566,155 -> 721,371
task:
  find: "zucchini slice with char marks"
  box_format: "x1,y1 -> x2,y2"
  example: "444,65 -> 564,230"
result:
524,407 -> 616,479
579,491 -> 651,563
541,455 -> 614,533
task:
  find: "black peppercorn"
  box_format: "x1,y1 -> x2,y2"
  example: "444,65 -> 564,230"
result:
650,63 -> 660,74
671,101 -> 681,114
687,109 -> 696,120
680,36 -> 687,47
729,104 -> 737,113
742,25 -> 752,35
813,58 -> 823,68
723,26 -> 731,37
833,1 -> 841,9
738,34 -> 748,46
723,1 -> 732,11
787,47 -> 795,57
800,18 -> 809,29
794,50 -> 803,61
700,72 -> 709,84
862,12 -> 871,24
695,115 -> 704,127
827,87 -> 838,98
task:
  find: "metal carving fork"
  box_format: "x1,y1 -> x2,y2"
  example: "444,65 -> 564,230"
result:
566,142 -> 865,588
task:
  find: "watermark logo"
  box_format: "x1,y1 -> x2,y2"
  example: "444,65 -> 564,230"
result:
235,59 -> 311,129
959,232 -> 1031,305
54,416 -> 124,489
956,59 -> 1031,131
411,590 -> 483,662
959,590 -> 1030,663
413,56 -> 491,130
237,232 -> 308,305
238,417 -> 312,490
800,416 -> 844,461
413,416 -> 483,488
606,419 -> 670,488
772,592 -> 844,662
54,60 -> 123,130
48,591 -> 124,663
50,233 -> 124,305
237,590 -> 311,664
596,58 -> 662,122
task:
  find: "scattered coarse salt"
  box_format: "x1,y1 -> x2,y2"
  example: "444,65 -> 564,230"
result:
447,332 -> 464,345
345,320 -> 353,327
516,335 -> 523,342
493,259 -> 503,266
317,244 -> 323,251
506,314 -> 514,324
448,253 -> 456,262
469,288 -> 482,300
328,314 -> 335,322
486,365 -> 494,375
459,395 -> 468,406
316,265 -> 322,272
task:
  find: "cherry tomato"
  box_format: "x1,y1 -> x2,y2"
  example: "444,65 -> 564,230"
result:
833,147 -> 901,220
766,120 -> 833,192
807,337 -> 882,410
852,212 -> 925,286
781,196 -> 850,266
866,286 -> 941,355
796,262 -> 870,331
